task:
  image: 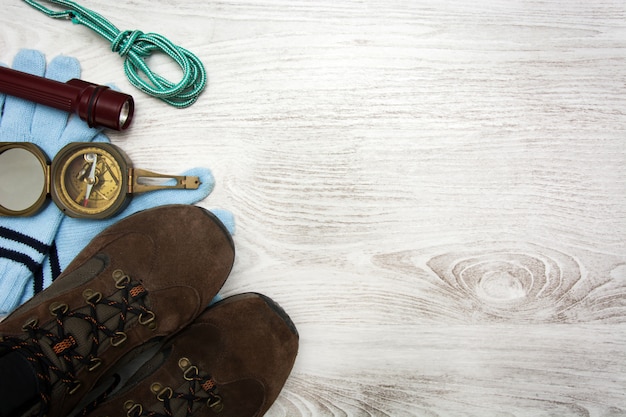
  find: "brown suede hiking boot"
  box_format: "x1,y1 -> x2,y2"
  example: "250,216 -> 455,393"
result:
0,205 -> 235,417
81,293 -> 299,417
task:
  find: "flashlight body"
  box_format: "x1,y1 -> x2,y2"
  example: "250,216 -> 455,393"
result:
0,66 -> 134,131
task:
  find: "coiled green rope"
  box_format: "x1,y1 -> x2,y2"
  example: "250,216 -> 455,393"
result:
24,0 -> 207,108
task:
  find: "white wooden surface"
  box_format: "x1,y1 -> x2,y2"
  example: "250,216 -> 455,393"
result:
2,1 -> 626,415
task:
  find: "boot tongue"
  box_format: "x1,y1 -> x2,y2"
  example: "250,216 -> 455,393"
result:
0,350 -> 39,417
12,255 -> 107,316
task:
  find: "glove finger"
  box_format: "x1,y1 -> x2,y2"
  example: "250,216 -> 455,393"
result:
119,166 -> 236,233
31,55 -> 82,152
207,208 -> 235,235
91,132 -> 111,143
58,112 -> 104,143
0,50 -> 46,138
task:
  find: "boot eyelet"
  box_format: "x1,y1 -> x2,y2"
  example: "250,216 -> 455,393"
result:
208,395 -> 223,412
83,289 -> 103,304
178,357 -> 192,370
138,310 -> 156,325
49,302 -> 69,316
113,269 -> 131,288
183,365 -> 199,380
111,331 -> 128,347
68,380 -> 82,395
156,386 -> 173,402
150,382 -> 163,393
124,400 -> 143,417
88,357 -> 102,371
22,317 -> 39,330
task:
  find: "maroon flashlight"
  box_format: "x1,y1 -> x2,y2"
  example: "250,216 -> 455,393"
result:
0,66 -> 134,131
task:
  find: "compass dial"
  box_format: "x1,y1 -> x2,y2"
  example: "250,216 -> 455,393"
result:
52,144 -> 128,218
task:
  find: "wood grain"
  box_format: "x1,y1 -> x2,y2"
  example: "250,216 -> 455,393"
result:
1,0 -> 625,415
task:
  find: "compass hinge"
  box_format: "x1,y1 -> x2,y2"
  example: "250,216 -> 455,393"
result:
45,164 -> 51,195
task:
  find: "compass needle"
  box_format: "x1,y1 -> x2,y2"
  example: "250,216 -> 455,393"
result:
81,153 -> 98,207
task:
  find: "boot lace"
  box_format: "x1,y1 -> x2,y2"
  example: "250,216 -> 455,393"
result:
0,269 -> 156,417
122,357 -> 223,417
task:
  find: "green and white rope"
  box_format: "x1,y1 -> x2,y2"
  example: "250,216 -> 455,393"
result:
24,0 -> 207,108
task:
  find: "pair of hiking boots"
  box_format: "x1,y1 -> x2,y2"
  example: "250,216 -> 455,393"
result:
0,205 -> 298,417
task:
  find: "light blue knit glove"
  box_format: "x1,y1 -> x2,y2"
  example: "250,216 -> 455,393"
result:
1,50 -> 235,314
0,49 -> 107,315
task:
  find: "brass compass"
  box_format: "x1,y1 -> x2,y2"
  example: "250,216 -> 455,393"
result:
0,142 -> 200,219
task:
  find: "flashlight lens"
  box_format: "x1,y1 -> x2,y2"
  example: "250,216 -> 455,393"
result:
119,100 -> 131,128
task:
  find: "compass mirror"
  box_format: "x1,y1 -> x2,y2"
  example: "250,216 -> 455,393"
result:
0,143 -> 49,216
